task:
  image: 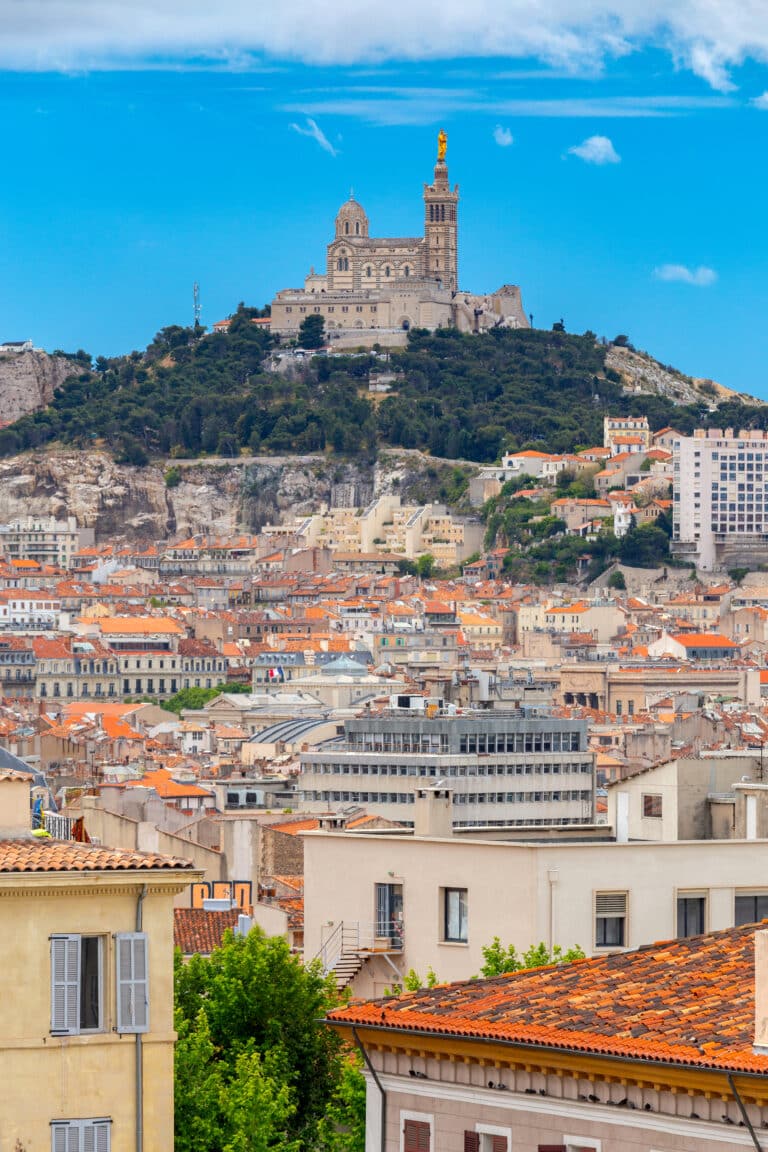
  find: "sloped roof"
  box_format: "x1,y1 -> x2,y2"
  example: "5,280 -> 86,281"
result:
328,922 -> 768,1074
0,840 -> 193,873
173,908 -> 240,954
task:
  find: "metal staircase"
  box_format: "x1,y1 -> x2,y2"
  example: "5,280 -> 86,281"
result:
315,921 -> 404,991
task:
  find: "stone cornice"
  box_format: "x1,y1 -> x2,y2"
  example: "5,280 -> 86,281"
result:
0,868 -> 201,898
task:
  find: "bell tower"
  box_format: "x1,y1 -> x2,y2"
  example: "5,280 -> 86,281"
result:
423,129 -> 459,291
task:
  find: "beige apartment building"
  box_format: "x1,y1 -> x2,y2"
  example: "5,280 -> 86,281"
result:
304,806 -> 768,998
263,494 -> 482,566
0,768 -> 199,1150
0,515 -> 93,567
558,661 -> 761,713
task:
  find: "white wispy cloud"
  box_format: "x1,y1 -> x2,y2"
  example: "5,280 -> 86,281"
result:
2,2 -> 768,89
280,93 -> 731,128
654,263 -> 717,286
493,124 -> 514,146
752,91 -> 768,109
568,134 -> 620,164
289,116 -> 338,156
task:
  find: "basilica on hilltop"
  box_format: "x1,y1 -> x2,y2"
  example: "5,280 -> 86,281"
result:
270,132 -> 529,345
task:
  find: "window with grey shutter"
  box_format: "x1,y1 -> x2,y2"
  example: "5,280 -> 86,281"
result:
50,1120 -> 111,1152
51,935 -> 80,1034
116,932 -> 149,1033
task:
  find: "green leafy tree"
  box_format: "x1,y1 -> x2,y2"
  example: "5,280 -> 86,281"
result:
729,567 -> 749,585
416,553 -> 435,580
607,570 -> 626,590
480,938 -> 586,978
174,928 -> 361,1150
298,314 -> 326,350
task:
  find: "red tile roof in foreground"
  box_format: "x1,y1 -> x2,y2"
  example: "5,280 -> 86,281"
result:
0,838 -> 194,872
328,923 -> 768,1075
174,908 -> 240,954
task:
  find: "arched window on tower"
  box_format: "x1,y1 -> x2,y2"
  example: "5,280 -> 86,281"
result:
337,258 -> 343,271
450,207 -> 456,222
441,204 -> 445,222
429,205 -> 434,222
343,258 -> 349,271
404,266 -> 410,278
385,265 -> 390,277
366,266 -> 372,278
345,222 -> 350,234
355,222 -> 360,235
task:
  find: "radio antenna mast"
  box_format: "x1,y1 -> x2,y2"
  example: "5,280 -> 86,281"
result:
193,282 -> 201,328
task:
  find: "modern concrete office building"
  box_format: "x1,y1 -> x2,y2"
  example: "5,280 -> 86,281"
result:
299,700 -> 595,829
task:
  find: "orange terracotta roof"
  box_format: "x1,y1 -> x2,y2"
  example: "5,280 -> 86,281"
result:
125,768 -> 212,799
671,632 -> 739,648
99,617 -> 184,634
0,839 -> 193,872
268,818 -> 320,835
328,922 -> 768,1075
173,908 -> 240,954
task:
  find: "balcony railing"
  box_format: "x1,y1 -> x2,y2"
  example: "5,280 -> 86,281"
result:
315,919 -> 404,974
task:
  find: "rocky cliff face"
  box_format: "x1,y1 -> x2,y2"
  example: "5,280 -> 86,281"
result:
605,345 -> 762,408
0,351 -> 78,423
0,449 -> 475,542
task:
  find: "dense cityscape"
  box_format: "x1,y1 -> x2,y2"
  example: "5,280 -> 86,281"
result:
3,39 -> 768,1152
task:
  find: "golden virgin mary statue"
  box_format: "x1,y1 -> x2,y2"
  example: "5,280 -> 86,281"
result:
437,128 -> 447,161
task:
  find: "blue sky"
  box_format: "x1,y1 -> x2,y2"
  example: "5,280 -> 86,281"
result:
1,4 -> 768,394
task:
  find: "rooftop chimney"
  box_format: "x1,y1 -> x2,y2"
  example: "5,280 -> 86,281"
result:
414,781 -> 453,838
0,770 -> 34,839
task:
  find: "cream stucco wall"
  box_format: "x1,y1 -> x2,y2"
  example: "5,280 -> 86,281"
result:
0,870 -> 196,1151
304,831 -> 768,997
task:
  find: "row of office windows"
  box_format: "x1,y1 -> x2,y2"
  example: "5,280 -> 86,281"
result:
302,789 -> 592,805
307,762 -> 592,777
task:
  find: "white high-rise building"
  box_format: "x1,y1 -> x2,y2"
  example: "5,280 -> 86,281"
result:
672,427 -> 768,569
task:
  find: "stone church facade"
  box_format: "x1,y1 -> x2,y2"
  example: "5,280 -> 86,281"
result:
270,136 -> 528,345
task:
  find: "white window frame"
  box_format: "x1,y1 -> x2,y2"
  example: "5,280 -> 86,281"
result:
50,934 -> 105,1036
594,891 -> 628,950
51,1118 -> 111,1152
564,1139 -> 600,1152
399,1109 -> 433,1152
475,1122 -> 512,1151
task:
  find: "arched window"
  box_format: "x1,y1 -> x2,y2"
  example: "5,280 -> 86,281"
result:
404,266 -> 410,278
450,207 -> 456,222
441,204 -> 445,222
355,222 -> 360,235
337,258 -> 343,271
366,266 -> 372,278
385,265 -> 390,277
429,205 -> 434,222
345,222 -> 349,234
344,258 -> 349,271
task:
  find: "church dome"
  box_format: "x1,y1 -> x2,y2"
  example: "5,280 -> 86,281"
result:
335,195 -> 369,239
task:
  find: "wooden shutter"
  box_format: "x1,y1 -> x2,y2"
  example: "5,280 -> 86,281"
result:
464,1134 -> 480,1152
116,933 -> 149,1033
537,1146 -> 567,1151
491,1139 -> 508,1152
403,1120 -> 430,1151
51,935 -> 80,1034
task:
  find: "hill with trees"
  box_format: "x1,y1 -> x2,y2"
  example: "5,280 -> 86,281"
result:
0,313 -> 764,467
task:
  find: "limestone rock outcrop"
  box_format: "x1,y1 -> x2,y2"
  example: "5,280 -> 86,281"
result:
0,351 -> 79,423
0,449 -> 475,543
